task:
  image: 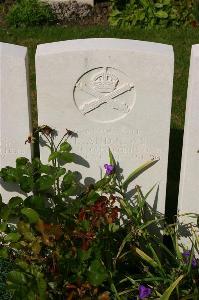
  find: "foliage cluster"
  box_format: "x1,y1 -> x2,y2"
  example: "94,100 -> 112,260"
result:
0,125 -> 199,299
49,1 -> 93,24
0,258 -> 13,300
109,0 -> 197,28
6,0 -> 55,27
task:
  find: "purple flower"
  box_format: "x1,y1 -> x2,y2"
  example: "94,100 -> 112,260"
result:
139,285 -> 152,299
104,164 -> 114,175
182,250 -> 197,267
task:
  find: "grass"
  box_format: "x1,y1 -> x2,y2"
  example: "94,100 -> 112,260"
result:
0,24 -> 199,218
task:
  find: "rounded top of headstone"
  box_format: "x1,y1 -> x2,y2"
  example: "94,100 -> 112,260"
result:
0,42 -> 27,58
36,38 -> 173,57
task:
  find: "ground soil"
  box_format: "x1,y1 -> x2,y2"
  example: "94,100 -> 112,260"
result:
0,1 -> 111,28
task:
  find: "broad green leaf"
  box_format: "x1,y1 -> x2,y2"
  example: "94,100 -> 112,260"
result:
35,175 -> 54,191
0,206 -> 10,220
20,176 -> 33,193
16,157 -> 30,167
122,160 -> 159,189
55,168 -> 66,179
58,152 -> 74,163
0,167 -> 18,183
155,10 -> 168,18
95,177 -> 111,189
160,275 -> 184,300
87,259 -> 107,286
48,151 -> 59,162
8,197 -> 23,209
16,260 -> 29,271
78,248 -> 92,262
0,248 -> 8,258
7,270 -> 27,284
0,222 -> 7,232
4,233 -> 21,242
37,275 -> 47,300
133,247 -> 158,268
21,208 -> 39,224
59,141 -> 72,152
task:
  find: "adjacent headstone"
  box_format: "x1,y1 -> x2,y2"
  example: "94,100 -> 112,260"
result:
36,38 -> 174,214
0,43 -> 32,203
178,45 -> 199,231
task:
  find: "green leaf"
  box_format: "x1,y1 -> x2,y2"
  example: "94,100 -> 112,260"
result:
21,208 -> 39,224
7,271 -> 27,284
109,148 -> 116,166
0,167 -> 18,183
20,176 -> 33,193
122,160 -> 159,189
79,220 -> 90,231
55,168 -> 66,179
4,233 -> 21,242
58,152 -> 74,163
16,157 -> 30,167
37,275 -> 47,300
35,175 -> 54,191
160,275 -> 184,300
95,177 -> 111,190
8,197 -> 23,209
155,10 -> 168,18
0,248 -> 8,258
133,247 -> 159,268
0,222 -> 7,232
87,260 -> 107,286
48,151 -> 59,162
0,206 -> 10,220
59,141 -> 72,152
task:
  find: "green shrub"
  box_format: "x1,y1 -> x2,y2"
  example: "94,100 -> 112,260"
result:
6,0 -> 56,27
109,0 -> 195,28
0,258 -> 13,300
0,125 -> 199,299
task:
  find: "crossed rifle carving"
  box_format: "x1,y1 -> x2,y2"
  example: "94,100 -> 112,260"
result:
76,81 -> 134,115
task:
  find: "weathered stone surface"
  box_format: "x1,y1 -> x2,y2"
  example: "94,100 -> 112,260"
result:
0,43 -> 32,203
36,38 -> 174,214
179,45 -> 199,221
44,0 -> 94,6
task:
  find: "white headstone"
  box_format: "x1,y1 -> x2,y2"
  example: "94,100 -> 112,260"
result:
0,43 -> 32,203
178,45 -> 199,228
36,38 -> 174,214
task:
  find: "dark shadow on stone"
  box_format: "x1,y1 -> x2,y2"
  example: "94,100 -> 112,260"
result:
164,128 -> 184,249
125,187 -> 137,199
84,177 -> 96,186
73,171 -> 82,182
0,178 -> 27,197
73,154 -> 90,168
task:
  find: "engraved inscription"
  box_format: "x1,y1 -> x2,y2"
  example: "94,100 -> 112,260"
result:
0,139 -> 27,160
71,128 -> 161,162
74,67 -> 136,123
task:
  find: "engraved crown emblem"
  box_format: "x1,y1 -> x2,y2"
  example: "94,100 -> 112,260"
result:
91,67 -> 119,93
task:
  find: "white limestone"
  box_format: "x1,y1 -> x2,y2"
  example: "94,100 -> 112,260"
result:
178,45 -> 199,228
44,0 -> 94,6
0,43 -> 32,203
36,38 -> 174,214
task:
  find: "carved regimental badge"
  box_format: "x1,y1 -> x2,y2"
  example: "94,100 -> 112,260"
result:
74,67 -> 136,123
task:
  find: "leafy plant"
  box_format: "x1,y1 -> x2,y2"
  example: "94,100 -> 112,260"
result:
109,0 -> 195,29
6,0 -> 55,27
0,125 -> 198,299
